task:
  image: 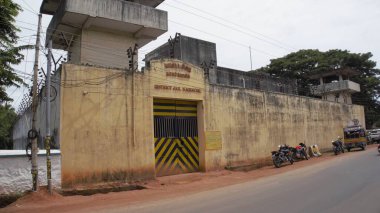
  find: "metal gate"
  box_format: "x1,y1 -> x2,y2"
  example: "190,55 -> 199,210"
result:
154,99 -> 199,177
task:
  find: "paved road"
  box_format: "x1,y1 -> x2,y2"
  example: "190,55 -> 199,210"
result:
101,149 -> 380,213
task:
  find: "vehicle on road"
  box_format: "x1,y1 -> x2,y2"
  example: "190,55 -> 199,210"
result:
367,129 -> 380,144
343,125 -> 367,152
271,144 -> 294,168
332,138 -> 344,155
290,143 -> 309,161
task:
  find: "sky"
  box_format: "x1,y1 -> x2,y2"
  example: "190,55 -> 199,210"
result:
7,0 -> 380,109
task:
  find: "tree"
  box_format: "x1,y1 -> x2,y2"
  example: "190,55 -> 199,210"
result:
0,104 -> 17,149
257,49 -> 380,128
0,0 -> 29,102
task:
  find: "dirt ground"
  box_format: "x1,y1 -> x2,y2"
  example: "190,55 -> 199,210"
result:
1,145 -> 377,213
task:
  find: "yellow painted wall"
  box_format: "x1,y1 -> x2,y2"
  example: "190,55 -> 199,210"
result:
204,85 -> 365,169
59,60 -> 206,188
149,59 -> 205,100
59,60 -> 365,188
60,64 -> 154,188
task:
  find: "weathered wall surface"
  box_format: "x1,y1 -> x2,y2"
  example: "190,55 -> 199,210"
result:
79,28 -> 138,69
59,60 -> 205,188
55,60 -> 364,188
60,64 -> 138,188
213,67 -> 297,95
204,85 -> 365,169
0,151 -> 60,195
144,34 -> 217,70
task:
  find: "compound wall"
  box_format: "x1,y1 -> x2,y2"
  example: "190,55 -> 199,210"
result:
22,60 -> 365,189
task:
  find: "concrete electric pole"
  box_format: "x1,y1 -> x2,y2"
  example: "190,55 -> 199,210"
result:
45,39 -> 53,194
249,46 -> 253,71
31,13 -> 42,191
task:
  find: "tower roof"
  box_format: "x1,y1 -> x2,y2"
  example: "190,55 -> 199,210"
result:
307,67 -> 361,80
40,0 -> 165,15
44,0 -> 168,49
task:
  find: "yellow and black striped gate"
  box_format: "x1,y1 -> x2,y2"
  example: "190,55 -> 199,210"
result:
154,99 -> 199,177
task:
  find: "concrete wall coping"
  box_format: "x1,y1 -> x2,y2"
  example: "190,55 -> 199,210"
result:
208,83 -> 362,108
0,150 -> 61,158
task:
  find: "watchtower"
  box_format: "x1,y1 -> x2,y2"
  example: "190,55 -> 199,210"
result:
40,0 -> 168,69
309,67 -> 361,104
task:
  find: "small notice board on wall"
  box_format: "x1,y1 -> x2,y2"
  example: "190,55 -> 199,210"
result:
205,131 -> 222,150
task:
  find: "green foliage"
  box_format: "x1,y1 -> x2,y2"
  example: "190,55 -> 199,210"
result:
0,104 -> 17,149
0,0 -> 30,102
257,49 -> 380,127
0,0 -> 20,45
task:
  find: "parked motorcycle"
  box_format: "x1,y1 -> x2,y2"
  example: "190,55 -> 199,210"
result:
272,144 -> 294,168
291,143 -> 309,161
332,138 -> 345,155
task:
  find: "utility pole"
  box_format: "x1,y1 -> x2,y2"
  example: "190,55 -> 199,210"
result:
31,13 -> 42,191
249,46 -> 253,71
127,44 -> 138,147
45,39 -> 53,194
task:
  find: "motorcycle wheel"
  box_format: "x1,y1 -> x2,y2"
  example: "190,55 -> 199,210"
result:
273,159 -> 281,168
289,157 -> 294,164
292,153 -> 298,161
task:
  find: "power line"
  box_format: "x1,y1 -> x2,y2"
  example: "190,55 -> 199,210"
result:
11,21 -> 269,72
14,28 -> 370,95
10,21 -> 377,105
164,2 -> 294,52
19,4 -> 38,15
19,0 -> 38,14
169,19 -> 278,58
10,18 -> 279,58
14,26 -> 253,72
11,31 -> 316,93
169,0 -> 296,51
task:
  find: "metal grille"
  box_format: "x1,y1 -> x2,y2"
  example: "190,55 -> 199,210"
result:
154,117 -> 198,138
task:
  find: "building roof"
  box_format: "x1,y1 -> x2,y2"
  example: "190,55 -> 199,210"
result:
40,0 -> 165,15
307,67 -> 361,79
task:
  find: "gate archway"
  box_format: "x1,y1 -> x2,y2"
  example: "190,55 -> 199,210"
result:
153,99 -> 199,176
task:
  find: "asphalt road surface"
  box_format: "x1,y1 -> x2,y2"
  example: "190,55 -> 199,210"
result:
103,149 -> 380,213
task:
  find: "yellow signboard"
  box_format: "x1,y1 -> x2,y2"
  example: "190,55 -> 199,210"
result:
205,131 -> 222,150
